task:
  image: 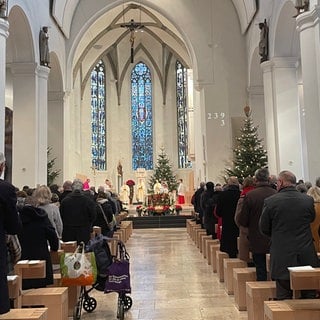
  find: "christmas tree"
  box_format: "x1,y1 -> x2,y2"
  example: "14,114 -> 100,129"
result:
226,106 -> 268,182
148,148 -> 178,192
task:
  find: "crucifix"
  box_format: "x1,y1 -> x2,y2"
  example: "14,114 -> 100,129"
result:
121,19 -> 144,63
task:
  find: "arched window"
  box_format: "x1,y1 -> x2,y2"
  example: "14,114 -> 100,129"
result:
91,60 -> 106,170
176,60 -> 189,168
131,62 -> 153,170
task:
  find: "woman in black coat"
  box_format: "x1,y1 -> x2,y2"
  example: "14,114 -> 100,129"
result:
18,199 -> 59,289
216,177 -> 241,258
201,182 -> 218,239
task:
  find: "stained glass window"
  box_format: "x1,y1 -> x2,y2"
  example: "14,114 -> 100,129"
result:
91,60 -> 106,170
176,60 -> 189,168
131,62 -> 153,170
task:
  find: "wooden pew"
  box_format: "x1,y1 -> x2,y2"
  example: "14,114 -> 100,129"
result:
216,251 -> 229,282
204,239 -> 219,261
199,234 -> 212,254
210,244 -> 221,272
233,267 -> 256,311
0,308 -> 48,320
223,258 -> 247,294
246,281 -> 276,320
60,241 -> 77,253
7,275 -> 21,308
14,260 -> 69,320
21,287 -> 68,320
264,299 -> 320,320
289,267 -> 320,298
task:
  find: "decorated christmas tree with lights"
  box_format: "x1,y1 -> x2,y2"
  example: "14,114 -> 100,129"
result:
148,147 -> 178,193
226,106 -> 268,182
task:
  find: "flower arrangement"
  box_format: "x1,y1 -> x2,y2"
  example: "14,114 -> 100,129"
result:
175,205 -> 182,211
147,206 -> 155,215
126,179 -> 135,186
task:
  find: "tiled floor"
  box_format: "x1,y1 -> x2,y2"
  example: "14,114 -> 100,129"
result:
78,228 -> 248,320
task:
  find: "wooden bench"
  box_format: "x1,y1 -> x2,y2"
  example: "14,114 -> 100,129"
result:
7,275 -> 21,308
186,219 -> 195,236
204,239 -> 219,261
22,287 -> 68,320
216,251 -> 229,282
264,299 -> 320,320
191,224 -> 202,242
289,267 -> 320,298
0,308 -> 48,320
120,220 -> 133,241
14,260 -> 46,308
195,229 -> 206,248
199,234 -> 212,254
210,244 -> 221,272
60,241 -> 77,253
14,260 -> 71,319
49,273 -> 80,317
233,267 -> 256,311
246,281 -> 276,320
223,258 -> 247,294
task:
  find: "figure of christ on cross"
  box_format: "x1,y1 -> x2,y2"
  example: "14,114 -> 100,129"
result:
121,19 -> 144,63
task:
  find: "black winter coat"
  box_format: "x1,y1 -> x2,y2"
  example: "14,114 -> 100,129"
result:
260,187 -> 320,280
18,205 -> 59,290
0,179 -> 21,314
60,190 -> 97,244
216,185 -> 240,258
201,190 -> 219,235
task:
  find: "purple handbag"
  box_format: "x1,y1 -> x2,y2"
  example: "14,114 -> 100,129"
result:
104,259 -> 131,293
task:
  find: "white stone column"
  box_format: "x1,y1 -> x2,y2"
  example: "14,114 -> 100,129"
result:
261,57 -> 304,178
37,66 -> 50,184
11,63 -> 50,188
296,6 -> 320,181
0,19 -> 9,154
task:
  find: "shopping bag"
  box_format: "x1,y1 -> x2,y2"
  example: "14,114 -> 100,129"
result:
60,242 -> 97,286
104,258 -> 131,293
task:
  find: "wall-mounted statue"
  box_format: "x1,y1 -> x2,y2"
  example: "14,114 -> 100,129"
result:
39,26 -> 50,67
0,0 -> 8,19
258,19 -> 268,63
293,0 -> 309,18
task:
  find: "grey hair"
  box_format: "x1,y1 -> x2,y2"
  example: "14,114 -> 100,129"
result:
315,177 -> 320,188
254,167 -> 270,182
72,179 -> 83,191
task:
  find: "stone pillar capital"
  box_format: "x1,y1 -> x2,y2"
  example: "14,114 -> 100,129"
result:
0,19 -> 9,39
296,5 -> 320,33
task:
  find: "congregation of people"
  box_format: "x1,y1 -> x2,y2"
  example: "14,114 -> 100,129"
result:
0,151 -> 125,314
192,168 -> 320,300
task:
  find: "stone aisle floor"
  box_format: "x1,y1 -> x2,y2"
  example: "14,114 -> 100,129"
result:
78,228 -> 248,320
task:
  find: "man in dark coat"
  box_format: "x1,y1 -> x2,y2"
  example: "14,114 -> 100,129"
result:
193,182 -> 205,226
237,168 -> 276,280
60,179 -> 97,244
0,152 -> 21,314
260,170 -> 320,299
216,176 -> 240,258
